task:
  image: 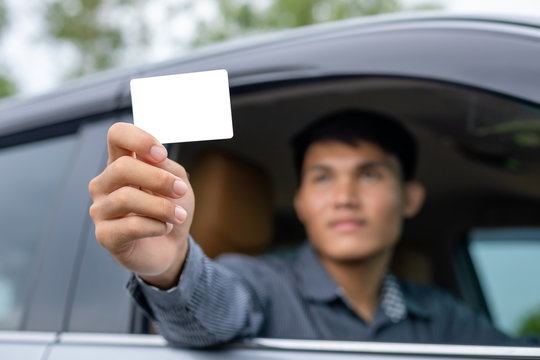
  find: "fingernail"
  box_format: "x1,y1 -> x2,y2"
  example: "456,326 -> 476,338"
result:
175,207 -> 187,222
150,145 -> 167,161
173,180 -> 187,196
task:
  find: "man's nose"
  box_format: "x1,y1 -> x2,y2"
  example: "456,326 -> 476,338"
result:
333,178 -> 360,208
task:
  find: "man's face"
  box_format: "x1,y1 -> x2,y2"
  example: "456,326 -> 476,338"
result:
294,140 -> 410,263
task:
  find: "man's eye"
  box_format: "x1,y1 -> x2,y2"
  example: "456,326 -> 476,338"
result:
313,174 -> 331,183
361,170 -> 381,180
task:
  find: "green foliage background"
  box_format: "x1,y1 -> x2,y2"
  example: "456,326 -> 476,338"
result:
518,308 -> 540,338
44,0 -> 151,77
0,0 -> 441,99
0,0 -> 17,98
191,0 -> 440,46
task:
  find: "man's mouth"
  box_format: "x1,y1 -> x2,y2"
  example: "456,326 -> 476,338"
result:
328,219 -> 366,232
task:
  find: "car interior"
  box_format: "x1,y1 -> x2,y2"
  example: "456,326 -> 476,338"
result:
167,76 -> 540,328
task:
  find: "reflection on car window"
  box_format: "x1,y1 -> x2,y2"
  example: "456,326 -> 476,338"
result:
469,228 -> 540,339
0,135 -> 76,330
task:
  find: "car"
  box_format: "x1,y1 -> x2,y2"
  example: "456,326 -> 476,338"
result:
1,11 -> 540,359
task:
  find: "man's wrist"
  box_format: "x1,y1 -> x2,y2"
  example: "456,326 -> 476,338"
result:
138,239 -> 189,290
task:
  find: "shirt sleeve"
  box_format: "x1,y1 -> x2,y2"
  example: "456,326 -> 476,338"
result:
126,236 -> 265,348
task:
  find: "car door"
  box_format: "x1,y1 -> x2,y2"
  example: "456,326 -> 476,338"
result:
0,114 -> 119,357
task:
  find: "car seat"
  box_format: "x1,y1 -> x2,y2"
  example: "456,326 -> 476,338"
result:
189,151 -> 274,258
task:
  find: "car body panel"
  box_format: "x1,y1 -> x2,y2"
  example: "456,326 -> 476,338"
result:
22,333 -> 540,360
0,331 -> 56,360
3,332 -> 540,359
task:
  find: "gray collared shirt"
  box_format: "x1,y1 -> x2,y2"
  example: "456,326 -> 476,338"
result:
128,237 -> 532,348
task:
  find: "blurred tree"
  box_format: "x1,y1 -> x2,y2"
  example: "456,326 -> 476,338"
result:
0,0 -> 7,34
0,0 -> 17,99
44,0 -> 153,78
192,0 -> 442,47
518,309 -> 540,338
0,0 -> 442,95
192,0 -> 261,46
0,73 -> 17,98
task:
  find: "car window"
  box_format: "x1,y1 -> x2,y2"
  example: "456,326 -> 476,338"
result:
67,220 -> 132,333
468,228 -> 540,339
0,134 -> 77,330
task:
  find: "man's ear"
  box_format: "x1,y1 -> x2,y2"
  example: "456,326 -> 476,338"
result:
402,181 -> 426,218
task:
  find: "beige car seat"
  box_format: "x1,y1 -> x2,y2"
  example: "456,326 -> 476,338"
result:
189,151 -> 274,258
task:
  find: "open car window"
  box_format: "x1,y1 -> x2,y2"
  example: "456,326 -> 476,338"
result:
172,76 -> 540,346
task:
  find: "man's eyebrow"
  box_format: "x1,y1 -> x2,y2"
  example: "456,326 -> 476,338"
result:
303,160 -> 398,174
358,160 -> 402,175
304,164 -> 332,173
357,160 -> 395,170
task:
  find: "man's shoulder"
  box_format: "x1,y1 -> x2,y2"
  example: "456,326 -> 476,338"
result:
399,279 -> 453,298
397,278 -> 490,325
397,278 -> 536,345
398,279 -> 465,315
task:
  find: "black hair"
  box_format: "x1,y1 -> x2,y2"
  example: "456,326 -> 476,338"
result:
291,109 -> 417,183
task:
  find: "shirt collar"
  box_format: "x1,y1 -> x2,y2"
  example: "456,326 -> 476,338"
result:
399,280 -> 432,320
293,242 -> 341,302
379,273 -> 407,322
293,242 -> 432,321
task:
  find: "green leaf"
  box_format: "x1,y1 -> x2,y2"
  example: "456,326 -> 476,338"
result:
0,0 -> 8,37
518,308 -> 540,338
0,74 -> 17,99
43,0 -> 149,78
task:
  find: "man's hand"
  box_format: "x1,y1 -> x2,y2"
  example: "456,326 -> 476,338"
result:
89,123 -> 195,289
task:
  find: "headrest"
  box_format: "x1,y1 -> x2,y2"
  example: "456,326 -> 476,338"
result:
189,151 -> 274,258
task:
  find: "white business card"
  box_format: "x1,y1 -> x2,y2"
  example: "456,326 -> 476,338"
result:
130,69 -> 233,144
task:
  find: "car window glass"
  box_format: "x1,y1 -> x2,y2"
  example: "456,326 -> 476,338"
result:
0,134 -> 76,330
67,220 -> 132,333
468,228 -> 540,339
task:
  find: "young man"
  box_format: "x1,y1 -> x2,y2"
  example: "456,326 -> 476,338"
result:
89,110 -> 530,347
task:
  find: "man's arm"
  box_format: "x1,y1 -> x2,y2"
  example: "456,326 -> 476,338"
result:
88,123 -> 264,347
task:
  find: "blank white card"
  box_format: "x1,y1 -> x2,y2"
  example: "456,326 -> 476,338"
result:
130,69 -> 233,144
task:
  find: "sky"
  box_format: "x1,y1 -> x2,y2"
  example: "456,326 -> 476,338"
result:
3,0 -> 540,97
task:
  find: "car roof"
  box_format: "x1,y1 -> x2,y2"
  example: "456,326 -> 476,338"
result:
1,12 -> 540,136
